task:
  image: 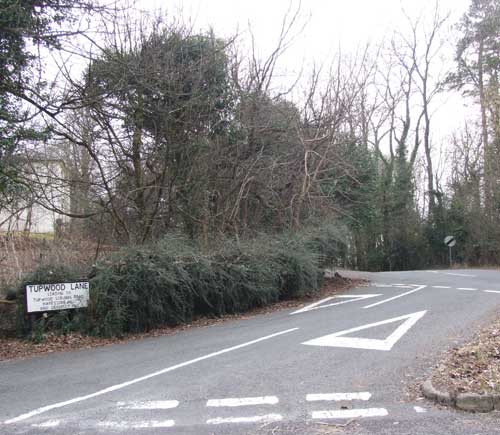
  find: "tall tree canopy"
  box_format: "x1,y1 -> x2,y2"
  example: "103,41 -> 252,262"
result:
0,0 -> 104,199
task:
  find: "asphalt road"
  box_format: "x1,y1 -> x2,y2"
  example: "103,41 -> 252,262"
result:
1,268 -> 500,434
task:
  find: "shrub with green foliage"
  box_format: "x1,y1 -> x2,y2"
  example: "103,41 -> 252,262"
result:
14,225 -> 346,338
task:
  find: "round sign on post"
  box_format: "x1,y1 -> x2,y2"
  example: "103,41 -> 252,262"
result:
444,236 -> 456,267
444,236 -> 456,247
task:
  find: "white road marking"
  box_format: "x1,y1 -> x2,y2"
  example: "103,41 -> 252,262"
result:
311,408 -> 388,419
117,400 -> 179,409
457,287 -> 477,291
207,396 -> 278,407
444,272 -> 476,277
424,270 -> 477,277
207,414 -> 283,425
484,290 -> 500,294
31,420 -> 61,428
414,406 -> 427,413
291,294 -> 381,315
431,286 -> 451,289
363,285 -> 427,309
302,311 -> 427,351
306,392 -> 371,402
98,420 -> 175,429
3,328 -> 298,425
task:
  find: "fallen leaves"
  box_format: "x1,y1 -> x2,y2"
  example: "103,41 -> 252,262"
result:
0,333 -> 118,361
431,314 -> 500,395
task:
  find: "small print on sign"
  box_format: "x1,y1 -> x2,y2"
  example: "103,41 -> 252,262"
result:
26,282 -> 89,313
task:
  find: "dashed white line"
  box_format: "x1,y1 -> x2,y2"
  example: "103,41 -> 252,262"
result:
423,271 -> 477,277
414,406 -> 427,413
457,287 -> 478,291
444,272 -> 476,277
431,286 -> 451,289
484,290 -> 500,294
363,285 -> 427,309
306,392 -> 371,402
4,328 -> 299,424
117,400 -> 179,410
311,408 -> 388,419
207,396 -> 278,407
207,414 -> 283,425
98,420 -> 175,429
31,420 -> 61,428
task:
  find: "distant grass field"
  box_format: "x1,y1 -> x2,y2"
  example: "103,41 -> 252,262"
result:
0,231 -> 54,240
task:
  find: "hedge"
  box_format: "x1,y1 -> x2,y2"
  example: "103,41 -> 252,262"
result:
15,224 -> 346,337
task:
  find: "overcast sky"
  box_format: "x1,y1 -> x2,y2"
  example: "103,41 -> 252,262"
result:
136,0 -> 472,134
137,0 -> 470,62
106,0 -> 476,180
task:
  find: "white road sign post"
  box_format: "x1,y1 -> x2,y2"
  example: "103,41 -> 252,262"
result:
444,236 -> 456,267
25,281 -> 90,313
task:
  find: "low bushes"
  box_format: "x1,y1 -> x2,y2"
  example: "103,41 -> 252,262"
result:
15,225 -> 346,338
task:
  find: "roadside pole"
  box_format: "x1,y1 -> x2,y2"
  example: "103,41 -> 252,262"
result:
444,236 -> 456,268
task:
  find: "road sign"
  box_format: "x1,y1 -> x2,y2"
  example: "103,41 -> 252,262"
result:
444,236 -> 456,247
444,236 -> 456,267
26,281 -> 89,313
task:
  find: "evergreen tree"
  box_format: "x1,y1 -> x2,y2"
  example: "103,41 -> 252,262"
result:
0,0 -> 102,199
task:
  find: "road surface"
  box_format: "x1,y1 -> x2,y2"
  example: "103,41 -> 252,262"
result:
1,268 -> 500,434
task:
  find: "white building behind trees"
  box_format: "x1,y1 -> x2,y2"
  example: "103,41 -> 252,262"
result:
0,159 -> 70,234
